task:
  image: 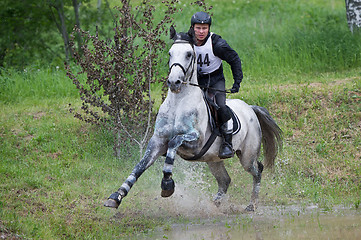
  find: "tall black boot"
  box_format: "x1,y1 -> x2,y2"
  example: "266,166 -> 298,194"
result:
218,123 -> 234,159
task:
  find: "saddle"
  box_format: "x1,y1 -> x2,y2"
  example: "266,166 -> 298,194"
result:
183,93 -> 241,161
203,93 -> 241,136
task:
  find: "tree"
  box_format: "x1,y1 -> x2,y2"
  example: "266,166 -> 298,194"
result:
66,0 -> 179,158
0,0 -> 113,68
0,0 -> 59,68
345,0 -> 361,33
72,0 -> 82,54
49,0 -> 72,61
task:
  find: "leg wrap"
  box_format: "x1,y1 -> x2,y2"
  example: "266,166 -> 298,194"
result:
108,192 -> 122,205
165,156 -> 174,165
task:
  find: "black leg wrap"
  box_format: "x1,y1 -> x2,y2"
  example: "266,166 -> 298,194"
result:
104,192 -> 122,209
165,156 -> 174,165
109,192 -> 122,204
161,172 -> 175,198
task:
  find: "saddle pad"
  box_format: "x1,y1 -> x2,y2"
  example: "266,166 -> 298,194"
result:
230,108 -> 241,135
204,96 -> 241,135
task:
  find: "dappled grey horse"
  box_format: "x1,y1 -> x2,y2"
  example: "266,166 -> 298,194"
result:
104,27 -> 282,212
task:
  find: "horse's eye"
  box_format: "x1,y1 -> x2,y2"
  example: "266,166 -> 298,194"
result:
186,52 -> 192,59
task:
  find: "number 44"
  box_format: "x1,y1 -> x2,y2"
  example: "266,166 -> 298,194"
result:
197,53 -> 210,67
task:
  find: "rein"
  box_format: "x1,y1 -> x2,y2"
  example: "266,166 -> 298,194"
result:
186,82 -> 232,93
182,126 -> 220,161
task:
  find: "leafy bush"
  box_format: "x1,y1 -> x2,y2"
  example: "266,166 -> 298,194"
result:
66,0 -> 179,157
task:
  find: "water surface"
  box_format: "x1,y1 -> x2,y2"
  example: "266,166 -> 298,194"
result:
141,205 -> 361,240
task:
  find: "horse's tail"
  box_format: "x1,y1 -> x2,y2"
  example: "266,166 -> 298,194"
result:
251,105 -> 283,169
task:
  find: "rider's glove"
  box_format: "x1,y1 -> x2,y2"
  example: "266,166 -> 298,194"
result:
230,83 -> 240,93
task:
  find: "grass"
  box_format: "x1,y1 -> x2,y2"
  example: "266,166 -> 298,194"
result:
1,0 -> 361,239
0,97 -> 166,239
1,69 -> 360,239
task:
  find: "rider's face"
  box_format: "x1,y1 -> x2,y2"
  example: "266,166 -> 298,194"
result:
193,23 -> 209,44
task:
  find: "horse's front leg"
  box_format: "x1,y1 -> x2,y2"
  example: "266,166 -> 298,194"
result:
104,137 -> 166,209
161,131 -> 199,197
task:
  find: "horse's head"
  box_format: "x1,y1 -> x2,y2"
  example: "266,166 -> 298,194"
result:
167,26 -> 196,93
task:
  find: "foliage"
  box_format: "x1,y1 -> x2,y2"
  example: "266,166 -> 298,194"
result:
66,0 -> 179,157
0,0 -> 114,69
0,0 -> 58,68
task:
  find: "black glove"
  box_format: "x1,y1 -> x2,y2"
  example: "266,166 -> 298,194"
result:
230,83 -> 240,93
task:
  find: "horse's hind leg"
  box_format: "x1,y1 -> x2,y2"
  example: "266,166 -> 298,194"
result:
236,150 -> 263,212
207,161 -> 231,206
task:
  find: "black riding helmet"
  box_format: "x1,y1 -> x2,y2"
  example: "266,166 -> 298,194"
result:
191,11 -> 212,26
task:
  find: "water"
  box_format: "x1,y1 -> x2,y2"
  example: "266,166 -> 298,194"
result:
142,205 -> 361,240
134,160 -> 360,239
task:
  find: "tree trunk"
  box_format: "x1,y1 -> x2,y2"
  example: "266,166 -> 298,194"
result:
345,0 -> 361,33
72,0 -> 82,54
51,0 -> 71,62
97,0 -> 102,26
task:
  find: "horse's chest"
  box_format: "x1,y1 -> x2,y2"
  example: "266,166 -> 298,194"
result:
155,111 -> 197,139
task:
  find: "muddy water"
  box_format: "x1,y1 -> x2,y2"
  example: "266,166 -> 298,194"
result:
135,161 -> 360,239
140,205 -> 361,240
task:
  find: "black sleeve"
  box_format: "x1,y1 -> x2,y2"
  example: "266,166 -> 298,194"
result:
212,34 -> 243,86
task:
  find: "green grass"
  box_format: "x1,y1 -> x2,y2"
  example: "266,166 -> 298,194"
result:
0,67 -> 78,104
1,70 -> 360,239
1,0 -> 361,239
159,0 -> 361,85
0,98 -> 168,239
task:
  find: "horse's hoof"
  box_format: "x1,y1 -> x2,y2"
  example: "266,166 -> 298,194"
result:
104,192 -> 122,208
161,189 -> 175,198
104,199 -> 119,208
244,204 -> 256,212
161,177 -> 175,198
213,193 -> 225,207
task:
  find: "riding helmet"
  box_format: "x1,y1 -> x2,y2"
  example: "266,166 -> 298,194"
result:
191,11 -> 212,26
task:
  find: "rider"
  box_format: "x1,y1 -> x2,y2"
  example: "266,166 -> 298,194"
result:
189,11 -> 243,159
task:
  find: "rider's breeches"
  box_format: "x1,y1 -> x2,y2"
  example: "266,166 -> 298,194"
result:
206,81 -> 233,131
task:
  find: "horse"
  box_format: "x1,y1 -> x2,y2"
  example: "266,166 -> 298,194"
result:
104,27 -> 283,212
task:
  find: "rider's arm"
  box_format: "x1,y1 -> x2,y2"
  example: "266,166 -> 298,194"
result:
212,34 -> 243,91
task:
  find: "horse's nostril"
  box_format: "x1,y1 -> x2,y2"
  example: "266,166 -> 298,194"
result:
175,80 -> 182,85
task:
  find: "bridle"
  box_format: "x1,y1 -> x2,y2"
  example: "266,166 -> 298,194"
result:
168,40 -> 196,83
168,40 -> 231,93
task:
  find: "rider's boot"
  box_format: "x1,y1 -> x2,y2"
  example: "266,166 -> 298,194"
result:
219,123 -> 234,159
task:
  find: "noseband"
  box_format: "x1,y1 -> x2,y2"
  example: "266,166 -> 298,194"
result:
169,41 -> 196,83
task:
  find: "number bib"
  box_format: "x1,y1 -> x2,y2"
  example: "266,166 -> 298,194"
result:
194,33 -> 222,74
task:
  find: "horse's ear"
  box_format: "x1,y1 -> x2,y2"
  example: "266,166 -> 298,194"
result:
170,25 -> 176,40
